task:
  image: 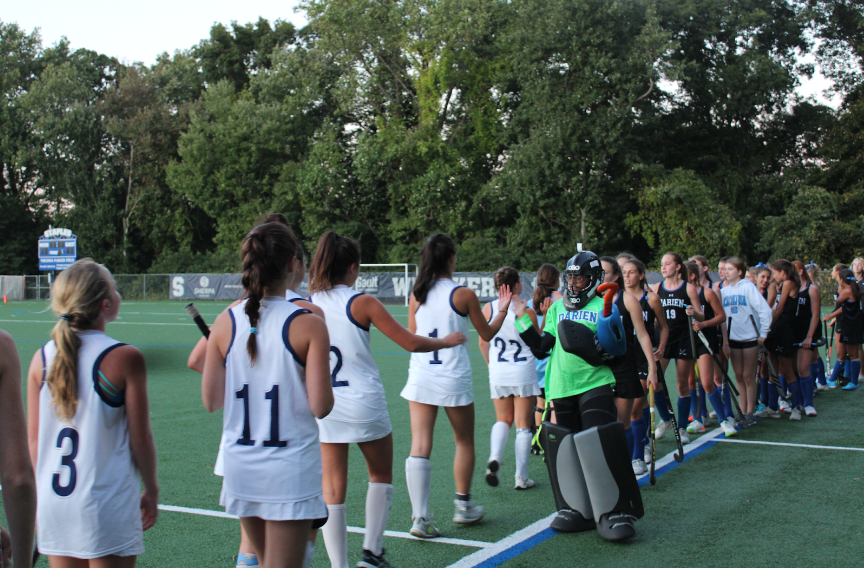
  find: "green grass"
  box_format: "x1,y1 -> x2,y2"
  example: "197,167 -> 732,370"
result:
1,301 -> 862,568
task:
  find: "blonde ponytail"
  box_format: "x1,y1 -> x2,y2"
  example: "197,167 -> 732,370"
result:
48,259 -> 111,421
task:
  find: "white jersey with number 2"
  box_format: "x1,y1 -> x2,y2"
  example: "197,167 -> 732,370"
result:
402,279 -> 473,407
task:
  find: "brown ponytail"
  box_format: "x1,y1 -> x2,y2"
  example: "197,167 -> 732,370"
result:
241,222 -> 298,365
664,252 -> 687,281
308,231 -> 361,293
771,259 -> 801,291
48,259 -> 112,421
493,266 -> 520,291
413,234 -> 456,305
532,263 -> 560,313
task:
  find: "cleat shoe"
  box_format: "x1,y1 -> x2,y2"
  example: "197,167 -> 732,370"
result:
686,420 -> 705,434
237,553 -> 259,567
410,517 -> 440,538
597,512 -> 637,541
754,406 -> 772,417
654,420 -> 671,440
701,415 -> 712,427
779,399 -> 791,413
816,382 -> 830,392
804,405 -> 818,416
357,549 -> 391,568
754,403 -> 767,415
790,407 -> 802,421
827,379 -> 838,388
550,508 -> 596,533
679,428 -> 691,445
632,459 -> 648,475
453,499 -> 484,524
740,413 -> 757,428
485,459 -> 500,487
709,411 -> 717,419
720,418 -> 737,437
762,407 -> 781,419
514,476 -> 535,490
842,382 -> 860,390
644,445 -> 652,464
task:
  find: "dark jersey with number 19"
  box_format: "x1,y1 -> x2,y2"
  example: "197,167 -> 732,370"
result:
658,281 -> 690,345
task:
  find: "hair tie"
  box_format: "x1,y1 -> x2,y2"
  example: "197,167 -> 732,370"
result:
755,262 -> 766,268
249,327 -> 258,334
845,276 -> 856,282
60,314 -> 71,321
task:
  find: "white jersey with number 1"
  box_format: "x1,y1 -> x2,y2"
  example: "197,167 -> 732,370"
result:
36,330 -> 144,558
402,279 -> 473,407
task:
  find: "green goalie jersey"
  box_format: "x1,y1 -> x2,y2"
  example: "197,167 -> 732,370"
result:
542,296 -> 616,400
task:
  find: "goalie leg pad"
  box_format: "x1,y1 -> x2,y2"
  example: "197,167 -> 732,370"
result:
573,422 -> 644,523
540,422 -> 595,532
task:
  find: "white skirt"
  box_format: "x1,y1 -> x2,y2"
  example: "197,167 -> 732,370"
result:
221,485 -> 327,522
401,381 -> 473,407
317,413 -> 392,444
490,383 -> 541,399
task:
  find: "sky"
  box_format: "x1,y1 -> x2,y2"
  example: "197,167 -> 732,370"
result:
3,1 -> 840,108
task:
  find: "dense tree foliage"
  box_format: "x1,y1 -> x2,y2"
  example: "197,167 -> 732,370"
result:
1,0 -> 863,274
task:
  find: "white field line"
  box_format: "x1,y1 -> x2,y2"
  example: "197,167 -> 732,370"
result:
715,438 -> 864,452
156,504 -> 491,548
0,319 -> 197,326
635,426 -> 724,481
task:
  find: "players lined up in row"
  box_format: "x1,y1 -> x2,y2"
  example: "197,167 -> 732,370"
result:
7,212 -> 860,568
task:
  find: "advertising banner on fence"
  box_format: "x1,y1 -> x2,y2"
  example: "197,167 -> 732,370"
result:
169,270 -> 700,301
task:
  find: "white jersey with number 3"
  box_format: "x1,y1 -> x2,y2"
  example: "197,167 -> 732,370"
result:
402,279 -> 472,406
222,298 -> 325,519
36,331 -> 144,558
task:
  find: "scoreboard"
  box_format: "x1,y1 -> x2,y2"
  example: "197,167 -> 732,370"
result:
38,227 -> 78,271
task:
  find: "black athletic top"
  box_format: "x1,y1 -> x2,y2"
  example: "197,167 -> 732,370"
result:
698,287 -> 719,342
838,295 -> 863,335
658,281 -> 690,344
609,292 -> 638,381
794,283 -> 814,342
761,287 -> 769,301
773,282 -> 798,331
639,290 -> 657,346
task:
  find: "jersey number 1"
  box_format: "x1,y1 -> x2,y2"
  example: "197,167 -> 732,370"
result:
429,329 -> 443,364
236,384 -> 288,448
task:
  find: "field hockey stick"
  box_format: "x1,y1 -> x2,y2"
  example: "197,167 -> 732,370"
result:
687,315 -> 702,420
184,302 -> 210,338
827,320 -> 836,367
656,369 -> 684,462
748,314 -> 793,402
695,330 -> 743,417
648,384 -> 657,485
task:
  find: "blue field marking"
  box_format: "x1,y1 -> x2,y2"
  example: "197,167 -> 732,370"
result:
448,429 -> 724,568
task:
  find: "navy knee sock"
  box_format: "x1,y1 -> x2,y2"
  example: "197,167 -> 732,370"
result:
779,375 -> 788,396
707,389 -> 727,423
641,407 -> 650,446
788,380 -> 803,409
699,385 -> 708,419
677,396 -> 691,428
816,357 -> 826,384
845,359 -> 853,381
759,376 -> 769,405
767,380 -> 780,410
631,418 -> 647,461
625,426 -> 634,458
829,359 -> 844,383
800,375 -> 814,407
722,385 -> 733,417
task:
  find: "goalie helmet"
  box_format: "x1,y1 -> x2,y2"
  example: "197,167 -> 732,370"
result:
563,251 -> 605,311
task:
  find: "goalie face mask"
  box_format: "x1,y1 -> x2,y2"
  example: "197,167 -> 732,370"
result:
563,251 -> 605,311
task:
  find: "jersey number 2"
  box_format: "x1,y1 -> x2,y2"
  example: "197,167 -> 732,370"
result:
53,427 -> 78,497
236,384 -> 288,447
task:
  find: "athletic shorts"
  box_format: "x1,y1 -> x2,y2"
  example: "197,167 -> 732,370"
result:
840,331 -> 864,345
612,379 -> 645,400
766,321 -> 795,357
838,318 -> 863,345
729,339 -> 758,349
610,352 -> 641,399
663,336 -> 696,361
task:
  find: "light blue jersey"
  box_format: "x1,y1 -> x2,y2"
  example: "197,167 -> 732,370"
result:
526,299 -> 548,389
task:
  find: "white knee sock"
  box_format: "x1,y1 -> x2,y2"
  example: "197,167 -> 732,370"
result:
515,428 -> 532,480
362,482 -> 392,556
489,421 -> 510,463
322,504 -> 349,568
405,456 -> 431,520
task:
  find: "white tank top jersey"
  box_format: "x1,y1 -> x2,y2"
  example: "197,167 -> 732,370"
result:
487,301 -> 536,386
36,330 -> 144,558
285,288 -> 303,302
406,279 -> 472,393
223,298 -> 323,505
310,285 -> 388,424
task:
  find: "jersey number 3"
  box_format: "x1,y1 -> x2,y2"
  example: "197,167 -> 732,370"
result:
53,427 -> 79,497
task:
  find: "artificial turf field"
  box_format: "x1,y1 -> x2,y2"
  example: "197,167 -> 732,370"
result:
2,300 -> 863,568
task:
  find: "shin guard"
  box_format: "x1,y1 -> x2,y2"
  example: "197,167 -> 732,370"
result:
540,422 -> 595,532
572,422 -> 644,523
